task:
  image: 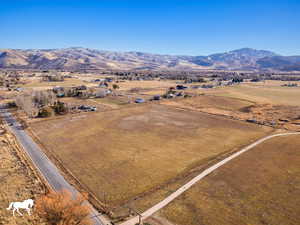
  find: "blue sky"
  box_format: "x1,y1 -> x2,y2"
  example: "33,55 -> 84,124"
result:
1,0 -> 299,55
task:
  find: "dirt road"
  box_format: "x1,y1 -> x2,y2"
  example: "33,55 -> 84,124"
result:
121,132 -> 300,225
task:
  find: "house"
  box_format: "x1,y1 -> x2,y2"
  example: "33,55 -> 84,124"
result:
166,93 -> 175,98
94,78 -> 104,82
78,105 -> 97,112
95,88 -> 111,98
15,87 -> 23,92
56,92 -> 65,97
99,81 -> 108,88
53,86 -> 65,97
201,84 -> 214,89
75,85 -> 87,90
105,77 -> 113,82
176,85 -> 188,90
153,95 -> 161,100
42,74 -> 64,82
176,92 -> 183,97
246,119 -> 257,123
53,86 -> 64,92
282,83 -> 298,87
135,98 -> 145,103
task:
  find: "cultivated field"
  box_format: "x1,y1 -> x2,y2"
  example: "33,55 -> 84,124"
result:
157,134 -> 300,225
29,104 -> 272,215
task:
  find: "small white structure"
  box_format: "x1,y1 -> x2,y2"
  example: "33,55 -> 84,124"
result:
7,199 -> 34,216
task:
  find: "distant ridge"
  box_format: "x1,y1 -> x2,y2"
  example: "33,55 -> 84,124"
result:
1,47 -> 300,71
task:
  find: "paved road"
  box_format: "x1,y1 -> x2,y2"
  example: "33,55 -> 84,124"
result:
0,106 -> 109,225
121,132 -> 300,225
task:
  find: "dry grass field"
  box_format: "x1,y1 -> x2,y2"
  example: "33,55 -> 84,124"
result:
0,127 -> 45,225
161,94 -> 300,131
60,97 -> 119,111
139,89 -> 168,96
89,96 -> 131,109
116,80 -> 177,91
162,95 -> 254,112
158,134 -> 300,225
29,104 -> 272,213
202,81 -> 300,106
20,78 -> 90,89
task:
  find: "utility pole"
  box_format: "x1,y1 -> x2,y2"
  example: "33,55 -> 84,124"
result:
128,207 -> 143,225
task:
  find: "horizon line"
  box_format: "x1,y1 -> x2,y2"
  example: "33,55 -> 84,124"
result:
1,46 -> 294,57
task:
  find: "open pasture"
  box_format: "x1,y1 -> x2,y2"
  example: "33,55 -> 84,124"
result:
162,94 -> 254,113
116,80 -> 177,91
29,104 -> 272,211
20,77 -> 91,89
202,80 -> 300,106
159,134 -> 300,225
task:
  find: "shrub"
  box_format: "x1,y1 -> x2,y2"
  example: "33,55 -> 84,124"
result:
39,106 -> 53,118
17,118 -> 28,129
35,190 -> 92,225
232,77 -> 244,83
53,101 -> 68,115
7,101 -> 17,108
112,84 -> 119,89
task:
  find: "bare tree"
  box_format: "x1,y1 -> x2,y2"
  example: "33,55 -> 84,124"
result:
15,91 -> 39,118
15,90 -> 57,118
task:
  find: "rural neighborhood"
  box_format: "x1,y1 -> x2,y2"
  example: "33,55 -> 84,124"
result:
1,1 -> 300,225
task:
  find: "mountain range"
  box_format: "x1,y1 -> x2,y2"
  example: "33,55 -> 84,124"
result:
1,47 -> 300,71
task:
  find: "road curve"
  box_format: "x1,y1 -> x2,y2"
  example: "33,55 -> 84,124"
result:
121,132 -> 300,225
0,106 -> 110,225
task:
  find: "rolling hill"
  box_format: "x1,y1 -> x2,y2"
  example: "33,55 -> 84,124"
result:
0,47 -> 299,71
